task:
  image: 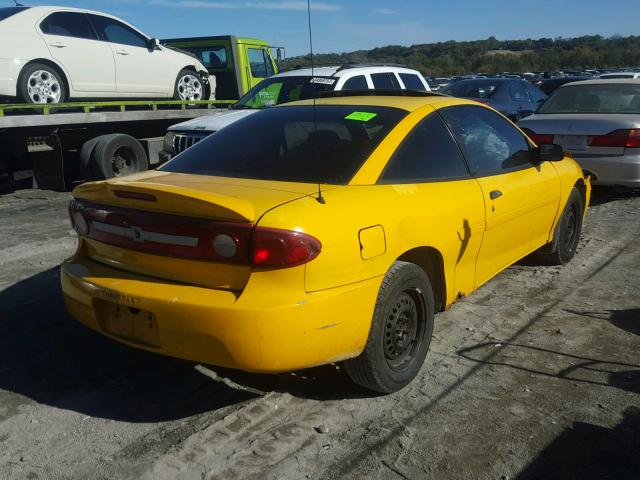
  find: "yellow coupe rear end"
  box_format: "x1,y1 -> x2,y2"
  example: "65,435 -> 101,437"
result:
62,94 -> 589,393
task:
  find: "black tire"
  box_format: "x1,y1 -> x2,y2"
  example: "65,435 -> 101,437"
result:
88,134 -> 149,180
173,69 -> 204,101
536,187 -> 584,265
79,137 -> 101,180
344,261 -> 435,393
18,63 -> 67,104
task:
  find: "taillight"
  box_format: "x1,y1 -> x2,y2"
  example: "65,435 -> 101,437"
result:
252,228 -> 322,268
68,200 -> 321,269
520,128 -> 554,145
589,129 -> 640,148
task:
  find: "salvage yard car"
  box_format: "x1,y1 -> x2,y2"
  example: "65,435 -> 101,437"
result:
161,64 -> 430,159
61,92 -> 590,393
519,79 -> 640,187
0,6 -> 209,103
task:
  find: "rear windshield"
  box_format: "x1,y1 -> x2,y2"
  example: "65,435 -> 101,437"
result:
443,80 -> 502,99
0,6 -> 28,21
160,105 -> 407,184
538,84 -> 640,114
178,46 -> 227,69
233,76 -> 337,109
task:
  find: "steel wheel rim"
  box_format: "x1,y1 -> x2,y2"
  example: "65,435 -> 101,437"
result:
177,74 -> 203,101
111,147 -> 137,176
383,290 -> 424,371
27,70 -> 62,104
563,202 -> 579,251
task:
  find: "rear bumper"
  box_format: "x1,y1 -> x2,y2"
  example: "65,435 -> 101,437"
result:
61,257 -> 379,373
573,150 -> 640,187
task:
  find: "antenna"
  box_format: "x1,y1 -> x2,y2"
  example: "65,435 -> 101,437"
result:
307,0 -> 325,204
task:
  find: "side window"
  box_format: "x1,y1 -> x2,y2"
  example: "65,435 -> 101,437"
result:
342,75 -> 368,90
380,113 -> 469,183
441,106 -> 532,176
509,82 -> 530,102
263,50 -> 274,77
399,73 -> 426,90
371,72 -> 400,90
40,12 -> 97,40
248,48 -> 268,78
88,15 -> 147,48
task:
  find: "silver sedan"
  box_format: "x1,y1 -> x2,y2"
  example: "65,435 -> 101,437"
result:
518,79 -> 640,188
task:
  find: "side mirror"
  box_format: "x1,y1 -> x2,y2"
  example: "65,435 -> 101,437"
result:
148,38 -> 161,50
532,143 -> 564,163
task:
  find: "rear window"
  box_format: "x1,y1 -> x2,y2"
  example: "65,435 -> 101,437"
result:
0,6 -> 28,21
443,80 -> 502,99
538,84 -> 640,114
180,46 -> 227,69
234,76 -> 336,109
160,105 -> 407,184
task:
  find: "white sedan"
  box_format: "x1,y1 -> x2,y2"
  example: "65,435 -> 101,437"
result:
0,6 -> 209,104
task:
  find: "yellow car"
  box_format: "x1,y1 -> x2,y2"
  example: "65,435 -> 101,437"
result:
61,92 -> 590,393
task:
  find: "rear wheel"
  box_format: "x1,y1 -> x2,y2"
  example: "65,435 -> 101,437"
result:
86,134 -> 149,180
344,261 -> 434,393
536,187 -> 584,265
173,69 -> 204,101
18,63 -> 66,104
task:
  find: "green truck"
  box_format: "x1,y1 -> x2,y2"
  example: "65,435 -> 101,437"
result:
0,35 -> 283,190
161,35 -> 284,101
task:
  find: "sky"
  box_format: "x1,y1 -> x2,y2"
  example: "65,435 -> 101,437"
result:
22,0 -> 640,56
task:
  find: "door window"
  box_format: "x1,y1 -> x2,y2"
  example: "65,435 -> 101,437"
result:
248,48 -> 269,78
40,12 -> 97,40
509,81 -> 530,102
380,112 -> 469,183
88,14 -> 147,48
399,73 -> 426,90
441,105 -> 532,176
263,49 -> 274,77
342,75 -> 368,90
371,72 -> 401,89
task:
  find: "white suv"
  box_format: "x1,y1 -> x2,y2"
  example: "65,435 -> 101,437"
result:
0,6 -> 209,103
162,64 -> 430,158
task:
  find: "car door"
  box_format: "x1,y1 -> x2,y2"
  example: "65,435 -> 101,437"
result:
378,110 -> 485,298
38,11 -> 116,93
244,46 -> 275,90
441,105 -> 561,287
87,14 -> 169,95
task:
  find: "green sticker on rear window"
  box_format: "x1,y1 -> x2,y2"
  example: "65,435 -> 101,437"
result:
345,111 -> 378,122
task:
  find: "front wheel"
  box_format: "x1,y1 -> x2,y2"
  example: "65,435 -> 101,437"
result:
18,63 -> 66,104
344,261 -> 435,393
173,69 -> 204,101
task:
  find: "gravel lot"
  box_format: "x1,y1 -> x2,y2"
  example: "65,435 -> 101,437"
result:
1,187 -> 639,480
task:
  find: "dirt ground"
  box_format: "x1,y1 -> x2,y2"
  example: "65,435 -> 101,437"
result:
1,187 -> 639,480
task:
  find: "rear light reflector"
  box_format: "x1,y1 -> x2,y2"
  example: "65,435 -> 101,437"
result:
589,129 -> 640,148
68,200 -> 321,269
520,128 -> 554,145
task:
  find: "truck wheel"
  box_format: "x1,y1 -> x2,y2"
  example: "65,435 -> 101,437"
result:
88,134 -> 149,180
536,188 -> 584,265
19,63 -> 67,104
79,137 -> 101,180
344,261 -> 434,393
174,69 -> 204,101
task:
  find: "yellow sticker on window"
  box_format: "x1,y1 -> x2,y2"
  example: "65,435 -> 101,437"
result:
345,111 -> 378,122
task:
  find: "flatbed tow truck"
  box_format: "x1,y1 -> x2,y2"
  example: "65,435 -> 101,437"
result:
0,99 -> 233,191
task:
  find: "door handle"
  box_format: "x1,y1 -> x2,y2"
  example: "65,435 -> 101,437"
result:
49,41 -> 67,48
115,50 -> 130,55
490,190 -> 503,200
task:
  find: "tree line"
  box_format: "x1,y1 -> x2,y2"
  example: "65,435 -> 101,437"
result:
285,35 -> 640,76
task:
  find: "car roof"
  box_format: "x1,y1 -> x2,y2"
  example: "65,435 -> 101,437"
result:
275,65 -> 424,78
561,78 -> 640,87
283,94 -> 471,112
